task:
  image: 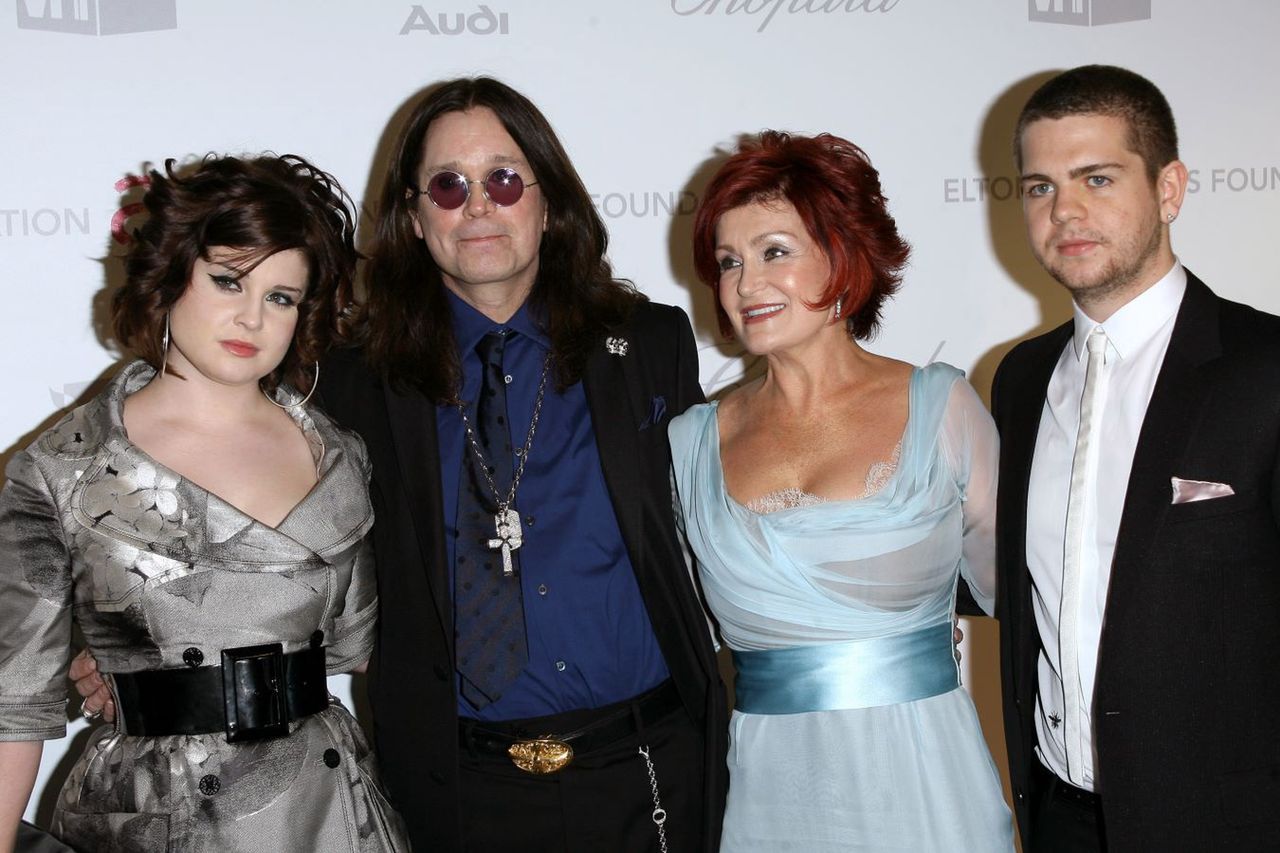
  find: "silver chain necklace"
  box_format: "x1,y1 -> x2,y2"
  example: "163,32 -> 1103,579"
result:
457,351 -> 552,577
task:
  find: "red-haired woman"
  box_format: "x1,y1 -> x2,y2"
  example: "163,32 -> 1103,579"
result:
0,155 -> 409,852
669,132 -> 1012,850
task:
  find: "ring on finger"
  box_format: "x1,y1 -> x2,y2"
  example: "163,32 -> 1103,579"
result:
79,700 -> 103,722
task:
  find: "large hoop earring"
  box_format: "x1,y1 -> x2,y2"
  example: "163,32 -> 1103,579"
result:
263,361 -> 320,410
160,312 -> 171,376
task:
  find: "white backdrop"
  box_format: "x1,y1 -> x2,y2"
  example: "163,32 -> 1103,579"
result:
4,0 -> 1279,827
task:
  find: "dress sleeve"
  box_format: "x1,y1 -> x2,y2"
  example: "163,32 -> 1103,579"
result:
939,379 -> 1000,617
325,439 -> 378,675
0,449 -> 74,740
669,463 -> 721,653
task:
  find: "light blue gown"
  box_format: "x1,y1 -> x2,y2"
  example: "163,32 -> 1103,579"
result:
669,364 -> 1013,852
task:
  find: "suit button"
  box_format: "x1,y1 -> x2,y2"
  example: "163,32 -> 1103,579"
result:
182,647 -> 203,667
323,749 -> 341,768
433,664 -> 449,681
429,770 -> 446,785
198,775 -> 220,796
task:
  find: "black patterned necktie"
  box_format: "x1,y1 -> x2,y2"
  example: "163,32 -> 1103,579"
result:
455,330 -> 528,709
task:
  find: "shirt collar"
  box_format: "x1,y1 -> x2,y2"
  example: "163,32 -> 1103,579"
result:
445,287 -> 551,355
1070,259 -> 1186,361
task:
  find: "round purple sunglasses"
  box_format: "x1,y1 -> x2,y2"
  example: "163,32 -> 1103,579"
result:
413,167 -> 539,210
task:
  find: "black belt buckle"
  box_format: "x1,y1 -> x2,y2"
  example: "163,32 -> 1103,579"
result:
221,643 -> 289,743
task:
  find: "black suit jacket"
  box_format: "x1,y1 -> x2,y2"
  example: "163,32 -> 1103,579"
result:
993,272 -> 1280,850
318,302 -> 728,852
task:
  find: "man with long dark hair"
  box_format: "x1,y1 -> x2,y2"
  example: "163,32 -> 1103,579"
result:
322,78 -> 727,852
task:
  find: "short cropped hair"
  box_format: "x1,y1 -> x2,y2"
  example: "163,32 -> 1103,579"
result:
692,131 -> 910,341
1015,64 -> 1179,182
113,154 -> 358,393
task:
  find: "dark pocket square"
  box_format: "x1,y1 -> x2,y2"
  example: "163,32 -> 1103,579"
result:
639,395 -> 666,430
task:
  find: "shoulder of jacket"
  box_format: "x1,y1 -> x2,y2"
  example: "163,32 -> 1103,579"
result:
1217,296 -> 1280,354
628,299 -> 688,331
999,321 -> 1070,372
35,392 -> 112,462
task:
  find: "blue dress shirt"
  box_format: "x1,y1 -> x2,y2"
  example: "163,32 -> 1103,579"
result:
437,290 -> 670,721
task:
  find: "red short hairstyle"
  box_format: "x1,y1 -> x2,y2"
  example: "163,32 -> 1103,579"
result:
692,131 -> 910,340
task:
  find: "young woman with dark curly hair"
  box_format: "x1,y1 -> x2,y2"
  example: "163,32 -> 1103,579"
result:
0,154 -> 410,852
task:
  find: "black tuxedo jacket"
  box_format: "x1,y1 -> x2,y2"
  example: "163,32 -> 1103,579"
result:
993,272 -> 1280,849
318,301 -> 728,852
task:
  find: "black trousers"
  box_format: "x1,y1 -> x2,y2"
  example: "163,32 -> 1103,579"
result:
1029,761 -> 1107,853
458,697 -> 707,853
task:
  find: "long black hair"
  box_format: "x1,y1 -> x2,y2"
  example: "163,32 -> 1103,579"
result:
360,77 -> 643,403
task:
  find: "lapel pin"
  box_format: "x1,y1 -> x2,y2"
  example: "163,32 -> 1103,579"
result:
605,336 -> 629,356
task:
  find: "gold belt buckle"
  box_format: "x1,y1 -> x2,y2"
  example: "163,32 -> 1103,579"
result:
508,736 -> 574,774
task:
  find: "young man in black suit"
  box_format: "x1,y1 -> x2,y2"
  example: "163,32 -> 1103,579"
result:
994,64 -> 1280,851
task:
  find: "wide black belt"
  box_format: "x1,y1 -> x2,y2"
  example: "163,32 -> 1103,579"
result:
113,641 -> 329,742
458,679 -> 683,773
1052,778 -> 1102,810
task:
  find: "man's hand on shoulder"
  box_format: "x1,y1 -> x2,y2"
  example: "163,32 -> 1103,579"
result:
70,648 -> 115,724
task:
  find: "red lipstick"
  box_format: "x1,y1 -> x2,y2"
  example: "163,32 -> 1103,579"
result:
740,303 -> 785,324
220,340 -> 259,357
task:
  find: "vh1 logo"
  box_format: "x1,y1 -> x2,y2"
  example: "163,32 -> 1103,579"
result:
1028,0 -> 1150,26
16,0 -> 177,35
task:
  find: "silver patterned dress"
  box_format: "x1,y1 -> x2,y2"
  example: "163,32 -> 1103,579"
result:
0,361 -> 409,852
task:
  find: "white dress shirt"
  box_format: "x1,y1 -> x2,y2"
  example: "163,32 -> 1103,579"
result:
1026,261 -> 1187,790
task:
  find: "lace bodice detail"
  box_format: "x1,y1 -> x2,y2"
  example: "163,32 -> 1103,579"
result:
862,438 -> 903,497
744,440 -> 903,514
744,487 -> 827,514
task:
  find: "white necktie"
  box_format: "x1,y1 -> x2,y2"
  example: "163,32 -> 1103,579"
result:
1060,326 -> 1108,785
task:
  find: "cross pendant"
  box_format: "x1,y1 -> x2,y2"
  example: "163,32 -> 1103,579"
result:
487,508 -> 524,577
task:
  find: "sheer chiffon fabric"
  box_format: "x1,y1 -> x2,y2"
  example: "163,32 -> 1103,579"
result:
670,363 -> 1013,852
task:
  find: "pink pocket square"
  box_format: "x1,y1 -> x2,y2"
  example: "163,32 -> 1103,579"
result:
1170,476 -> 1235,504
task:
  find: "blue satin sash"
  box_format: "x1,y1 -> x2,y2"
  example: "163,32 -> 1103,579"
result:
732,622 -> 959,714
